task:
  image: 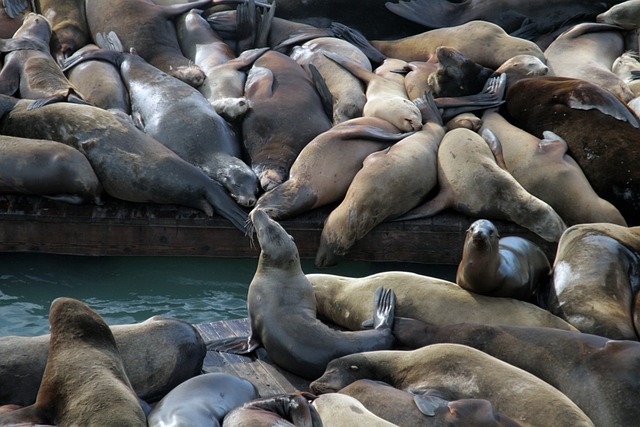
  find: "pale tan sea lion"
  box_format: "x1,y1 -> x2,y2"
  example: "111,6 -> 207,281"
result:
398,128 -> 567,242
548,223 -> 640,340
308,271 -> 577,332
597,0 -> 640,29
612,50 -> 640,97
480,111 -> 627,226
312,393 -> 399,427
310,344 -> 595,427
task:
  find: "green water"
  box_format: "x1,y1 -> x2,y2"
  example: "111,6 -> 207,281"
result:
0,253 -> 456,337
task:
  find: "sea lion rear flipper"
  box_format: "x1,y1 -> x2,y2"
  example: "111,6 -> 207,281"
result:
2,0 -> 29,19
254,0 -> 275,48
329,22 -> 387,64
308,63 -> 334,121
206,335 -> 260,354
272,28 -> 334,52
480,128 -> 508,171
373,286 -> 396,330
204,181 -> 249,232
413,91 -> 443,125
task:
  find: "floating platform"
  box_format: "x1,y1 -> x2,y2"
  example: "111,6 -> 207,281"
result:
0,194 -> 558,265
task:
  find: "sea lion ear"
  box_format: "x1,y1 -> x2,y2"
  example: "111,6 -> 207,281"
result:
412,393 -> 449,416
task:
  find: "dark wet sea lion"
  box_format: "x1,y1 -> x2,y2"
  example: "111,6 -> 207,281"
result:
0,12 -> 87,107
0,134 -> 102,204
0,96 -> 248,230
547,223 -> 640,340
85,0 -> 213,87
208,209 -> 396,380
392,317 -> 640,427
242,50 -> 332,191
503,76 -> 640,224
310,344 -> 595,427
456,219 -> 550,301
429,46 -> 495,97
0,297 -> 147,427
147,373 -> 259,427
0,315 -> 206,406
386,0 -> 625,39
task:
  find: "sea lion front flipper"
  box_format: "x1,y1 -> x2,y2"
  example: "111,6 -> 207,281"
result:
480,128 -> 508,171
2,0 -> 30,19
567,81 -> 640,128
254,0 -> 275,48
329,22 -> 387,64
27,94 -> 66,110
414,91 -> 443,125
0,58 -> 20,97
308,63 -> 334,122
206,335 -> 260,354
67,92 -> 92,106
412,393 -> 449,417
373,287 -> 396,330
204,180 -> 249,232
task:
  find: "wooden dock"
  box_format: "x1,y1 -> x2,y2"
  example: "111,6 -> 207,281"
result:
195,318 -> 311,396
0,195 -> 558,265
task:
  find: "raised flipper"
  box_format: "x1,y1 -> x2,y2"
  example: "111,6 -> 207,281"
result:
373,287 -> 396,330
206,335 -> 261,354
308,63 -> 334,121
480,128 -> 508,171
435,73 -> 506,120
204,180 -> 249,232
413,91 -> 443,126
2,0 -> 30,19
254,0 -> 275,48
328,22 -> 387,64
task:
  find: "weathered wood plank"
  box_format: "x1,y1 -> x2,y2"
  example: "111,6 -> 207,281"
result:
0,195 -> 558,264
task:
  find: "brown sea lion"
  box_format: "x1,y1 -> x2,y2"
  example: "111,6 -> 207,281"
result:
310,344 -> 595,427
85,0 -> 213,87
0,134 -> 102,204
337,379 -> 523,427
370,21 -> 545,69
0,315 -> 206,407
547,223 -> 640,340
479,111 -> 627,226
398,127 -> 567,242
544,22 -> 634,102
391,317 -> 640,427
208,209 -> 396,380
0,95 -> 248,230
290,37 -> 370,124
242,50 -> 332,191
323,50 -> 422,132
0,297 -> 147,427
254,117 -> 411,221
455,219 -> 550,301
503,76 -> 640,224
315,94 -> 444,267
38,0 -> 90,64
0,2 -> 30,38
386,0 -> 623,39
0,12 -> 87,108
64,43 -> 130,114
307,271 -> 577,332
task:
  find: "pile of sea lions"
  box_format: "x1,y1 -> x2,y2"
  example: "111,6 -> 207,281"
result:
2,0 -> 640,425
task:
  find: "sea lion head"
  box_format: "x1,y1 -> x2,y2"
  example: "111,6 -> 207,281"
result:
250,208 -> 298,267
170,64 -> 206,88
465,219 -> 500,251
310,355 -> 374,394
430,46 -> 495,97
48,297 -> 115,347
597,2 -> 640,30
15,13 -> 52,42
496,55 -> 549,81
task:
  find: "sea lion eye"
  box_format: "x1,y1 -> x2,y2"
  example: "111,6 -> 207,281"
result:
349,365 -> 359,371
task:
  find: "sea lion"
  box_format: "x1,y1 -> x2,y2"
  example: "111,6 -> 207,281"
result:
222,393 -> 323,427
315,94 -> 444,267
428,46 -> 495,97
503,76 -> 640,224
391,317 -> 640,427
370,21 -> 545,69
494,54 -> 549,79
547,223 -> 640,340
64,40 -> 259,208
597,0 -> 640,29
0,96 -> 248,231
175,8 -> 267,121
337,379 -> 523,427
0,315 -> 206,406
398,127 -> 567,243
38,0 -> 90,64
310,344 -> 595,427
479,111 -> 627,226
290,37 -> 370,124
544,22 -> 634,102
0,134 -> 102,204
64,43 -> 131,114
0,3 -> 29,38
242,50 -> 332,191
0,12 -> 87,108
208,209 -> 397,380
0,297 -> 147,427
612,50 -> 640,97
323,50 -> 422,132
85,0 -> 213,87
385,0 -> 622,40
312,393 -> 399,427
455,219 -> 550,301
147,373 -> 259,427
307,271 -> 577,332
254,117 -> 411,221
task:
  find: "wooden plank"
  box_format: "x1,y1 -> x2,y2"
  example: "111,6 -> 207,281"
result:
0,195 -> 558,264
195,319 -> 311,397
